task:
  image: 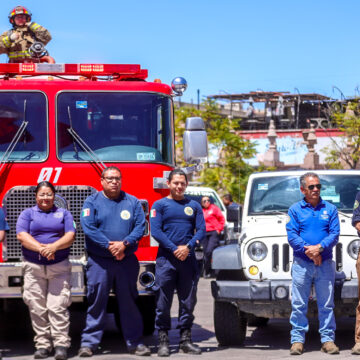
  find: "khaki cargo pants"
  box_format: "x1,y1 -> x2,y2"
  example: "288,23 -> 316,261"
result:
22,258 -> 72,350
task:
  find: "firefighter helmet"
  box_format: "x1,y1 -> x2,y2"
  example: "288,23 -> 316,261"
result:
8,6 -> 32,24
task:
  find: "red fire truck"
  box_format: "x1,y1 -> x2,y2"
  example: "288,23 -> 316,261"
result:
0,62 -> 208,333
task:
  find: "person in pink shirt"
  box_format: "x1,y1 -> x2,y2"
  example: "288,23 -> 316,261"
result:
201,196 -> 225,278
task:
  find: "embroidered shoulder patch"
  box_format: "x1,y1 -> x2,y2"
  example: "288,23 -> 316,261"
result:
82,208 -> 90,217
354,200 -> 359,210
150,209 -> 156,218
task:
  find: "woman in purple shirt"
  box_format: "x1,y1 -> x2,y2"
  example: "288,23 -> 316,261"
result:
16,181 -> 75,360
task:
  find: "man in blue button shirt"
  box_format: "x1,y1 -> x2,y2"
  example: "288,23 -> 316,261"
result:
78,166 -> 150,357
351,191 -> 360,355
286,172 -> 340,355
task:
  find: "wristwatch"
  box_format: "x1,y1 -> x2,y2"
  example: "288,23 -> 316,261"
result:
318,245 -> 324,253
186,243 -> 191,250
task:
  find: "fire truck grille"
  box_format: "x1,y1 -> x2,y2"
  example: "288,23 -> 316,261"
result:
3,186 -> 97,261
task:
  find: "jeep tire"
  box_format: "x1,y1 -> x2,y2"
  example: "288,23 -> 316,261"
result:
214,300 -> 247,346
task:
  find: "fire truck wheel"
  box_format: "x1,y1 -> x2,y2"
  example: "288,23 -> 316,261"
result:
214,300 -> 247,346
247,314 -> 269,327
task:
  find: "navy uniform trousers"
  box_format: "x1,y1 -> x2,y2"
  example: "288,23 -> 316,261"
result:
81,253 -> 143,349
155,253 -> 199,330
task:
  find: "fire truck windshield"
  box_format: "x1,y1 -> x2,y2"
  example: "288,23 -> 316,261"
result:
0,92 -> 47,162
57,92 -> 173,164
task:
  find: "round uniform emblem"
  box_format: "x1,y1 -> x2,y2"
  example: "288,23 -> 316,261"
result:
184,206 -> 193,216
120,210 -> 131,220
286,215 -> 291,224
53,212 -> 63,219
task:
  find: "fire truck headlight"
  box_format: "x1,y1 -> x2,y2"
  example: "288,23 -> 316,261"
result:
171,77 -> 187,96
348,240 -> 360,260
247,241 -> 268,262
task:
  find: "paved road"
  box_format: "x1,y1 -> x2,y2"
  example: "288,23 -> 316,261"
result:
0,278 -> 357,359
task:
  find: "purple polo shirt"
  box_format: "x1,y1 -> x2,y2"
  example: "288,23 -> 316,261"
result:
16,205 -> 76,265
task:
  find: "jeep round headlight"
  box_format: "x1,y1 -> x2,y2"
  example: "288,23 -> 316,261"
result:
348,240 -> 360,260
247,241 -> 268,262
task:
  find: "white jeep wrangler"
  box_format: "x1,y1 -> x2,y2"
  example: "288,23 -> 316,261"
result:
211,170 -> 360,346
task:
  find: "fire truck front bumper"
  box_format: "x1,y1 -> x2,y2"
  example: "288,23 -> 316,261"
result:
0,261 -> 85,298
211,278 -> 359,302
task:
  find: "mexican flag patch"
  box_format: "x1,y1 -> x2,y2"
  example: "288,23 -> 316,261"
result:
150,209 -> 156,218
82,208 -> 90,217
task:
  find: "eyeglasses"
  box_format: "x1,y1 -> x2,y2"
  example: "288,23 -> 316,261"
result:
102,176 -> 121,183
307,184 -> 322,190
202,199 -> 210,203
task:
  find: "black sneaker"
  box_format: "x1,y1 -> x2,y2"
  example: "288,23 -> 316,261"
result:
54,346 -> 67,360
130,344 -> 151,356
78,347 -> 93,357
34,348 -> 50,359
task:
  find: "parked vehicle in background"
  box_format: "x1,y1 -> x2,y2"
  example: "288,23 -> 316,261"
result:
185,186 -> 240,244
211,170 -> 360,346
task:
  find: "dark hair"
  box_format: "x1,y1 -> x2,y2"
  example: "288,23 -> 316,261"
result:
168,168 -> 188,183
300,172 -> 319,188
35,181 -> 56,195
223,194 -> 233,202
102,166 -> 122,178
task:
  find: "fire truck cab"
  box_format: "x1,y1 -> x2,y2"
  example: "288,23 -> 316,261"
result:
0,62 -> 208,334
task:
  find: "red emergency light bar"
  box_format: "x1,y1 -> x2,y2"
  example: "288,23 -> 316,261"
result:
0,63 -> 148,79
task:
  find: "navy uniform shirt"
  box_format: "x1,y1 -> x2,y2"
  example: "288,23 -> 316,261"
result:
150,197 -> 206,255
286,197 -> 340,262
352,191 -> 360,236
80,190 -> 145,258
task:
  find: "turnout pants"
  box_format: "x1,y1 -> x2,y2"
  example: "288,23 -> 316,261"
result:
155,254 -> 199,331
80,254 -> 143,350
22,258 -> 72,350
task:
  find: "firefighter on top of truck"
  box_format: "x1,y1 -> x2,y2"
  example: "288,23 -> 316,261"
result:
0,6 -> 52,63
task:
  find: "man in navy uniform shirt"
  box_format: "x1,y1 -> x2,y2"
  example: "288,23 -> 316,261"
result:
286,172 -> 340,355
150,168 -> 206,357
78,166 -> 150,357
351,192 -> 360,355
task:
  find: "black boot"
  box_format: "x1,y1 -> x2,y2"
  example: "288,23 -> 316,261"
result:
158,330 -> 170,357
179,329 -> 201,355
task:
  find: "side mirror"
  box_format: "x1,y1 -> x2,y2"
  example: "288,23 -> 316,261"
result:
226,205 -> 242,233
183,117 -> 208,164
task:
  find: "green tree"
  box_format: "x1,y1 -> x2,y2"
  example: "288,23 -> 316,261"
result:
175,99 -> 256,203
323,101 -> 360,169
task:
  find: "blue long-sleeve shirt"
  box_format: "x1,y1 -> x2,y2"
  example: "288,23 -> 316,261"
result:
286,197 -> 340,262
80,191 -> 145,258
150,197 -> 206,256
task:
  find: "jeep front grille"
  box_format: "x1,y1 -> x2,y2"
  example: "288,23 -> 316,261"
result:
272,243 -> 290,273
3,186 -> 97,261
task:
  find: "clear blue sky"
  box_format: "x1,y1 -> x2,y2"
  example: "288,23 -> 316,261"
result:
1,1 -> 359,103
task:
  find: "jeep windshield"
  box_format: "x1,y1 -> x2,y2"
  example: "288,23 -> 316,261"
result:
248,174 -> 360,215
57,92 -> 173,164
0,92 -> 47,162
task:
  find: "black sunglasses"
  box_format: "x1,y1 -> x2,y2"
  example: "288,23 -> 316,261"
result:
308,184 -> 322,190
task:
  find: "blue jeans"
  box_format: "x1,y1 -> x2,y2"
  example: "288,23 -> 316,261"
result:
290,256 -> 336,344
